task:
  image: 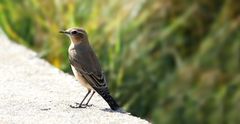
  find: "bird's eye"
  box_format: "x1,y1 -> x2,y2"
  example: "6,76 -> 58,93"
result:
71,31 -> 78,35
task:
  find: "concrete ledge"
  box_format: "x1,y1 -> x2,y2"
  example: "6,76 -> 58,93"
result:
0,30 -> 149,124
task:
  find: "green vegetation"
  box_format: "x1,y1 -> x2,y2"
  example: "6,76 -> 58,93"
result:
0,0 -> 240,123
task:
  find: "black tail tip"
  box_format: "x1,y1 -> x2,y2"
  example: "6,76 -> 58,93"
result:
111,106 -> 120,111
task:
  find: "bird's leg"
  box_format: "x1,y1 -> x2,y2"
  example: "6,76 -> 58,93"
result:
84,91 -> 95,107
70,90 -> 91,108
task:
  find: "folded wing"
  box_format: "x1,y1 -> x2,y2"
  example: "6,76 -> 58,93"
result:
69,45 -> 107,89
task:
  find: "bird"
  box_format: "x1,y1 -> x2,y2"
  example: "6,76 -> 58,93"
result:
60,27 -> 121,111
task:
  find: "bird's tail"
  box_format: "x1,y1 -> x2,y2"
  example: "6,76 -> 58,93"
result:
96,87 -> 120,111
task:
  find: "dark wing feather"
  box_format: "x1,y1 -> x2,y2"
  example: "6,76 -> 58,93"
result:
69,44 -> 120,110
69,45 -> 107,88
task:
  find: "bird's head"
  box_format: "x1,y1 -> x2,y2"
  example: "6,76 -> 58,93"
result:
60,27 -> 88,44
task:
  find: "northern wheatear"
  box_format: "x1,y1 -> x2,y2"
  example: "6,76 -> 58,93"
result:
60,27 -> 120,111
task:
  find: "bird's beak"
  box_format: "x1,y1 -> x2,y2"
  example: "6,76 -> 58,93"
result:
59,30 -> 70,35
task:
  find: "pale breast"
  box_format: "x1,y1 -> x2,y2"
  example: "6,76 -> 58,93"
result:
71,65 -> 93,90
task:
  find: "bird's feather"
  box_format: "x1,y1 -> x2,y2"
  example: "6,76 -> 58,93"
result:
69,44 -> 107,88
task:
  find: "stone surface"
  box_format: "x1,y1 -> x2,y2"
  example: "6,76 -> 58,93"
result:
0,30 -> 149,124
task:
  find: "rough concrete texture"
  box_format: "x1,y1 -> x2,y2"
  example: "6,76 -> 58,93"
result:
0,30 -> 149,124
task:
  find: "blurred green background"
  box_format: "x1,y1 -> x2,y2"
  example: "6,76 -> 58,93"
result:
0,0 -> 240,123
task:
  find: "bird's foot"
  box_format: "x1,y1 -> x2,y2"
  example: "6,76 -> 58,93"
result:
84,104 -> 93,107
69,102 -> 86,108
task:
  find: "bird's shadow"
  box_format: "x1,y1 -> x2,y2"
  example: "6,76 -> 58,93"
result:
100,108 -> 129,114
100,108 -> 114,112
68,104 -> 129,114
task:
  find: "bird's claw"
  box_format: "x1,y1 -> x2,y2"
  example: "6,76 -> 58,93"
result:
70,104 -> 86,108
85,104 -> 93,107
69,102 -> 86,108
69,102 -> 93,108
